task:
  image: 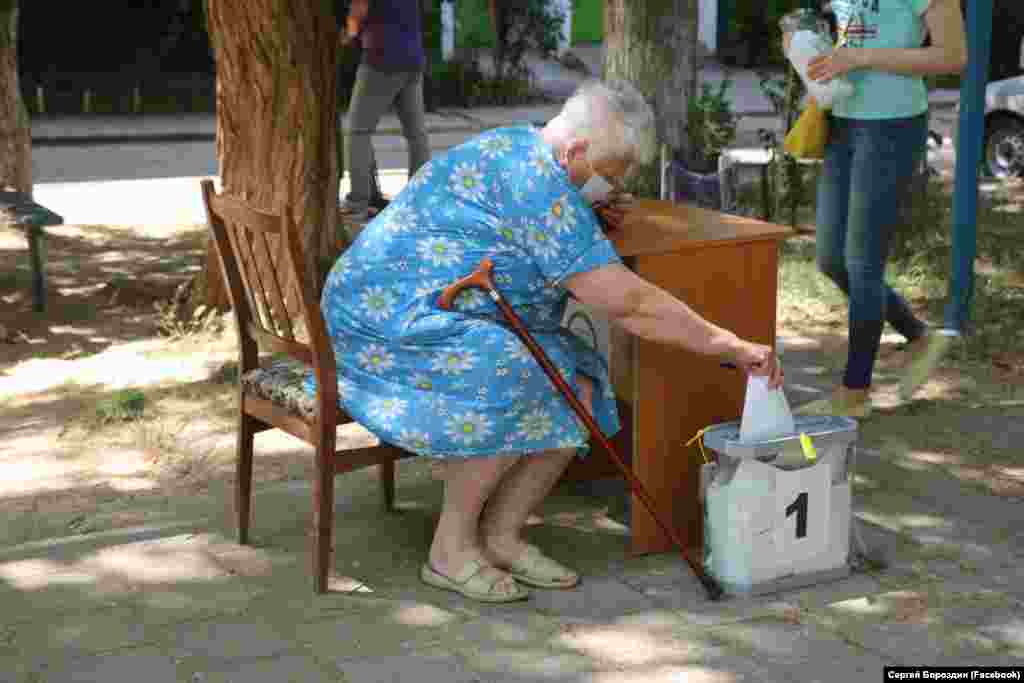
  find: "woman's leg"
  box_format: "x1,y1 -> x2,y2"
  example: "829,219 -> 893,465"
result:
842,115 -> 929,389
344,64 -> 408,216
429,453 -> 519,594
815,117 -> 854,295
479,378 -> 594,568
816,116 -> 928,348
394,71 -> 431,178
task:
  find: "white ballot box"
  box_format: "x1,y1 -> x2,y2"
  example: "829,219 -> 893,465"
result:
700,415 -> 858,596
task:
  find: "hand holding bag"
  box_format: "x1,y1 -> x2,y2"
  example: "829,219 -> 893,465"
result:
780,16 -> 850,160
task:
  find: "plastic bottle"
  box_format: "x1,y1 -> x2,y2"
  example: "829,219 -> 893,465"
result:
780,9 -> 854,109
787,30 -> 855,108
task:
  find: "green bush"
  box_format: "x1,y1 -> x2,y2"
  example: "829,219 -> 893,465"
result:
686,78 -> 738,173
428,59 -> 539,107
490,0 -> 564,80
456,0 -> 497,50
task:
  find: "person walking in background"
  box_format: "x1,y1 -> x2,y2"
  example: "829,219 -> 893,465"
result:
799,0 -> 966,419
341,0 -> 431,232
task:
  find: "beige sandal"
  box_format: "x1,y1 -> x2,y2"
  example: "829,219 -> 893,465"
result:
504,545 -> 579,589
420,560 -> 529,603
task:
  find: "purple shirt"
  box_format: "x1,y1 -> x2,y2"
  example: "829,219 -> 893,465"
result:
359,0 -> 426,72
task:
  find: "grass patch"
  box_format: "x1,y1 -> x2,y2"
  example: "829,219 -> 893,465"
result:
153,302 -> 228,340
58,378 -> 238,489
58,301 -> 100,323
778,180 -> 1024,368
94,388 -> 146,423
0,266 -> 32,291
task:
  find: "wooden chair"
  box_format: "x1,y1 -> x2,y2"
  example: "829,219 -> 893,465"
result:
200,179 -> 412,593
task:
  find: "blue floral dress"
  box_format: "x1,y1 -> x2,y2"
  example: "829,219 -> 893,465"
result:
308,125 -> 622,458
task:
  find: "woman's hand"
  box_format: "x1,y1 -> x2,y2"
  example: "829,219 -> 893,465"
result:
592,191 -> 634,234
807,48 -> 863,83
730,341 -> 784,389
341,16 -> 361,46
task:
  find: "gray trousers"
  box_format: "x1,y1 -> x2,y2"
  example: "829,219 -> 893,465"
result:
344,63 -> 430,211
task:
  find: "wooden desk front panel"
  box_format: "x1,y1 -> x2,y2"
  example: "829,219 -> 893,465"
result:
630,239 -> 780,555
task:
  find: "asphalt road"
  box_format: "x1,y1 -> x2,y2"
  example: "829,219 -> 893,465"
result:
31,130 -> 477,185
28,107 -> 961,228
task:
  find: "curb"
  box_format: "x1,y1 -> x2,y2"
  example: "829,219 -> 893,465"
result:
32,132 -> 217,147
30,123 -> 487,148
28,101 -> 958,147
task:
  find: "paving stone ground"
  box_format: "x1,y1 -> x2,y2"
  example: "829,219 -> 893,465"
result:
3,378 -> 1021,683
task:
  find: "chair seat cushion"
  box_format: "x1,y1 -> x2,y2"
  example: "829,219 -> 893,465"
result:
241,357 -> 317,420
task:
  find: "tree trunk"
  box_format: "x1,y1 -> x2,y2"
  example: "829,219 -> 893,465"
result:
200,0 -> 342,308
604,0 -> 698,198
0,0 -> 31,195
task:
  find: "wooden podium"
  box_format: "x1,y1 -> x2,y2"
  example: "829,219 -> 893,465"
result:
563,199 -> 792,557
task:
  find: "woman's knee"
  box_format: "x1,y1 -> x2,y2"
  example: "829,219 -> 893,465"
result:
845,259 -> 888,311
432,453 -> 519,482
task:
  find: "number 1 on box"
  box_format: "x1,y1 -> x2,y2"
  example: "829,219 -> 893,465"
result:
785,491 -> 808,538
773,464 -> 831,565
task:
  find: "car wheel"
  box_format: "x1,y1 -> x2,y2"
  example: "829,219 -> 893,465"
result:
985,115 -> 1024,178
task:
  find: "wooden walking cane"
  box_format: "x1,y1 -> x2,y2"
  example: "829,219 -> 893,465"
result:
439,258 -> 725,601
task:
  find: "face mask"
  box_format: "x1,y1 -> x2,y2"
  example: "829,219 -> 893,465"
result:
580,171 -> 614,205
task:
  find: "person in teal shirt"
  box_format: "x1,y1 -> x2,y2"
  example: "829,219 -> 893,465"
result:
799,0 -> 966,419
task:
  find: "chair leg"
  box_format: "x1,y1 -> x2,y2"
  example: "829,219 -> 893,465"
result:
236,414 -> 257,545
379,459 -> 396,511
312,441 -> 336,594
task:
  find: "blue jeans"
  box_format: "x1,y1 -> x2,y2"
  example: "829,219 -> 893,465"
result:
815,114 -> 929,389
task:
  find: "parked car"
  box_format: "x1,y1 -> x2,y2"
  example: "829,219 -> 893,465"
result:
952,8 -> 1024,178
981,69 -> 1024,178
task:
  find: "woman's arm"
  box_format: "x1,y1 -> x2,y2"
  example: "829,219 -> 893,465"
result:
808,0 -> 967,81
564,264 -> 782,384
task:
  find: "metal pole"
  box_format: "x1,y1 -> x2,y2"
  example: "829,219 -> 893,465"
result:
944,0 -> 993,333
28,225 -> 47,313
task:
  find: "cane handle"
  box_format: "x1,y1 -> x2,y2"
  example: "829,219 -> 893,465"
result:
437,258 -> 496,310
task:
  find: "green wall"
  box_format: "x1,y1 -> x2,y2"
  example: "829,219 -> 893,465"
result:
453,0 -> 604,51
571,0 -> 603,44
455,0 -> 497,49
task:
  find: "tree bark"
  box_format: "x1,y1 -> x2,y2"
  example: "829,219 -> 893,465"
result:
0,0 -> 31,196
604,0 -> 698,197
201,0 -> 342,307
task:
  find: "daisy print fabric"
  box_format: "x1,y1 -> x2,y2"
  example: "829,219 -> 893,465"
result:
308,125 -> 623,459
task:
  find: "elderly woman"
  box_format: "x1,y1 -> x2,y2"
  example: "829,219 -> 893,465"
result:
312,79 -> 783,603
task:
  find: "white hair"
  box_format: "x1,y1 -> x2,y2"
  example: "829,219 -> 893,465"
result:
557,79 -> 655,167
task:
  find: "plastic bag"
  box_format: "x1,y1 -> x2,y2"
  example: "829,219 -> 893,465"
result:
783,98 -> 829,160
786,29 -> 855,109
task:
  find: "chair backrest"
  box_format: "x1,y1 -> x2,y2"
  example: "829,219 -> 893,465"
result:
200,180 -> 338,410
